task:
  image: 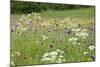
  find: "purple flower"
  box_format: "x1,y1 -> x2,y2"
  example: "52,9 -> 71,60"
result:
64,28 -> 72,35
27,19 -> 33,26
91,26 -> 95,32
91,55 -> 95,61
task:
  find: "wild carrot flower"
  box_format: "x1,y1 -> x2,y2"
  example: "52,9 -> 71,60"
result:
11,61 -> 15,66
88,45 -> 95,50
41,35 -> 48,40
83,52 -> 89,55
41,49 -> 65,63
56,59 -> 62,63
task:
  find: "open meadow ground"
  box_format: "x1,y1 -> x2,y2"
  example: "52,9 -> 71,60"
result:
10,7 -> 95,66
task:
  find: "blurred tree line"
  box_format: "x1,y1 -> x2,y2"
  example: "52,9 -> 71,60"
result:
11,1 -> 92,14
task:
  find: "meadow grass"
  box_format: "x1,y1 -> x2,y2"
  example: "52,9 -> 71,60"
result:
11,7 -> 95,66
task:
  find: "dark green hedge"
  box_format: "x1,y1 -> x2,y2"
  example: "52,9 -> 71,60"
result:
11,1 -> 92,14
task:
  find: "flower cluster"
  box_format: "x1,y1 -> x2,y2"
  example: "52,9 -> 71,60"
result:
41,49 -> 65,63
41,35 -> 48,40
72,28 -> 88,39
68,37 -> 80,45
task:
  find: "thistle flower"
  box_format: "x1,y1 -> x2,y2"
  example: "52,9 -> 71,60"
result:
91,55 -> 95,61
90,26 -> 95,32
27,19 -> 32,26
15,22 -> 22,29
64,28 -> 72,35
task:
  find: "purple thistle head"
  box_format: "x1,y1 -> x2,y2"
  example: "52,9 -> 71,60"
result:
64,28 -> 72,35
91,55 -> 95,61
91,26 -> 95,32
29,19 -> 32,24
27,19 -> 32,26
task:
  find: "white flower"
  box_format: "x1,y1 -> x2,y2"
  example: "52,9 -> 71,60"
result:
15,51 -> 21,56
27,14 -> 31,16
26,19 -> 32,24
36,41 -> 39,44
56,49 -> 64,54
11,54 -> 14,57
60,51 -> 64,54
41,57 -> 51,61
72,28 -> 81,32
68,37 -> 78,41
11,61 -> 15,66
75,32 -> 88,37
43,53 -> 49,58
56,59 -> 62,63
68,37 -> 79,45
88,45 -> 95,50
59,55 -> 63,58
32,28 -> 35,30
72,42 -> 77,44
82,29 -> 88,32
62,59 -> 66,62
21,27 -> 28,31
49,51 -> 58,56
51,55 -> 57,62
83,52 -> 89,55
82,36 -> 87,39
56,49 -> 61,52
41,35 -> 48,40
38,16 -> 42,19
41,49 -> 65,62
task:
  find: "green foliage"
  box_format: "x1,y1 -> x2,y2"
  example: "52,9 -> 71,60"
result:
11,1 -> 94,14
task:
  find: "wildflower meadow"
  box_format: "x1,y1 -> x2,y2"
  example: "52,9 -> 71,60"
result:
10,1 -> 95,66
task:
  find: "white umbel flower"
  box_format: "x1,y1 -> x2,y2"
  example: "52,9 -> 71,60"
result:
83,52 -> 89,55
88,45 -> 95,50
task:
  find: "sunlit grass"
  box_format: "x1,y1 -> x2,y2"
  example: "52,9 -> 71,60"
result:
10,7 -> 95,66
